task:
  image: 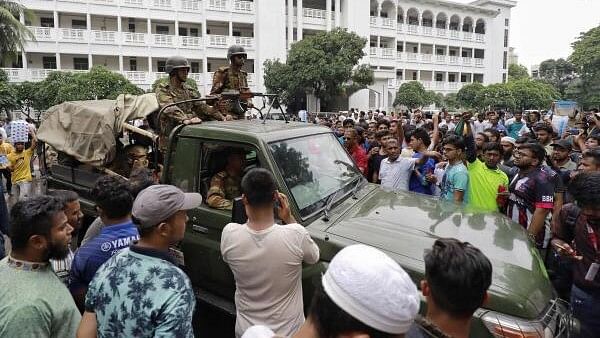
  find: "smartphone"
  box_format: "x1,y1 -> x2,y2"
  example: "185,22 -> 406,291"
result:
569,128 -> 580,134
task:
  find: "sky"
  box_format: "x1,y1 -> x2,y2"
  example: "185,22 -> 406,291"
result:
455,0 -> 600,70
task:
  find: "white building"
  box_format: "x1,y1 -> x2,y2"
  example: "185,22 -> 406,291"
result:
508,46 -> 518,65
2,0 -> 515,111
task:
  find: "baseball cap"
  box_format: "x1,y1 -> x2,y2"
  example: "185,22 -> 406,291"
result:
322,244 -> 419,334
551,139 -> 572,151
132,185 -> 202,229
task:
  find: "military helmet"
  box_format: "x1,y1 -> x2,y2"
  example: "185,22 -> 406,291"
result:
227,45 -> 247,60
165,56 -> 190,74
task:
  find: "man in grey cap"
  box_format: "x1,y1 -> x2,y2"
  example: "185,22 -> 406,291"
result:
242,244 -> 420,338
551,139 -> 577,172
77,185 -> 202,338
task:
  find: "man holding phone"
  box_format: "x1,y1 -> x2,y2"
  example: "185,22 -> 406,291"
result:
551,172 -> 600,338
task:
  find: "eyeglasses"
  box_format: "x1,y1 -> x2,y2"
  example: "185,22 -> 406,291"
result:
442,147 -> 457,153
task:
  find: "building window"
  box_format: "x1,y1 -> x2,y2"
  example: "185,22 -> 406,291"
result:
232,31 -> 241,37
72,19 -> 86,29
448,74 -> 456,82
435,73 -> 443,82
191,62 -> 200,73
156,25 -> 169,35
412,72 -> 417,80
128,23 -> 136,33
73,57 -> 89,70
129,58 -> 137,71
412,46 -> 418,53
504,29 -> 509,47
157,61 -> 166,72
502,73 -> 507,83
449,50 -> 456,56
40,17 -> 54,28
179,27 -> 188,36
190,28 -> 199,37
461,74 -> 468,82
503,51 -> 508,69
436,48 -> 444,55
505,18 -> 509,26
42,56 -> 56,69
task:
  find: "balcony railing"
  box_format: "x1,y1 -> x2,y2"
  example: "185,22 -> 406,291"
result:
406,52 -> 417,61
60,28 -> 86,41
436,28 -> 446,37
450,30 -> 459,38
448,56 -> 459,64
92,30 -> 116,43
122,0 -> 143,5
385,78 -> 464,91
207,34 -> 228,47
181,36 -> 202,47
381,48 -> 394,59
475,58 -> 484,66
27,26 -> 53,40
233,36 -> 253,48
422,26 -> 432,35
422,81 -> 431,89
369,16 -> 377,26
123,32 -> 146,44
303,8 -> 332,24
435,81 -> 445,89
208,0 -> 227,10
421,54 -> 432,62
436,55 -> 446,63
397,23 -> 404,32
369,47 -> 377,56
463,32 -> 473,40
153,34 -> 174,46
475,33 -> 485,42
233,0 -> 253,12
181,0 -> 201,10
2,68 -> 259,89
462,57 -> 472,65
397,51 -> 405,60
381,18 -> 395,28
387,78 -> 395,89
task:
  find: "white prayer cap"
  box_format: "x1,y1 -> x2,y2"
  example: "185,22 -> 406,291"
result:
501,136 -> 516,145
322,244 -> 420,334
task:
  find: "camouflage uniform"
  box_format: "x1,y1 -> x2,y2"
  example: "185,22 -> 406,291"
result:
156,82 -> 224,152
210,66 -> 249,120
206,170 -> 242,210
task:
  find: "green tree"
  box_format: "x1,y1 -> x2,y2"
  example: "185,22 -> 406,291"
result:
151,76 -> 198,93
508,64 -> 529,81
263,28 -> 373,109
538,58 -> 576,97
507,79 -> 559,110
393,81 -> 427,109
475,83 -> 516,111
0,0 -> 34,63
569,24 -> 600,108
54,66 -> 143,105
0,81 -> 18,119
0,68 -> 8,83
36,71 -> 75,110
444,93 -> 460,110
13,81 -> 41,119
456,83 -> 485,110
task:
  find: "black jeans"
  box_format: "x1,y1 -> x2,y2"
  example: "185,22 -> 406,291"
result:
0,168 -> 11,194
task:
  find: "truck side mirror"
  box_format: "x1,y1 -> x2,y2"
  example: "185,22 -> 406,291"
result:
232,197 -> 247,224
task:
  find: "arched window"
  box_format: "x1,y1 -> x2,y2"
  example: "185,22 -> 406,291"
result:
421,10 -> 433,27
436,12 -> 447,29
462,16 -> 474,32
475,19 -> 486,34
407,8 -> 419,25
449,14 -> 460,30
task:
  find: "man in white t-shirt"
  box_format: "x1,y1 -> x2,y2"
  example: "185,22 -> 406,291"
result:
379,139 -> 441,192
221,168 -> 320,338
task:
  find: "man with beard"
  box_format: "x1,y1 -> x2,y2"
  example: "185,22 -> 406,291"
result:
0,196 -> 80,337
551,140 -> 578,172
48,190 -> 84,285
507,143 -> 557,250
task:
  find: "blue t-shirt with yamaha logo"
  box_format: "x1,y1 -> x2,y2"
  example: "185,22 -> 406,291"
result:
69,221 -> 139,292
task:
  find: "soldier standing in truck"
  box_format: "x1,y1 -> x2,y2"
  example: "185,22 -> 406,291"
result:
210,45 -> 252,120
155,56 -> 224,154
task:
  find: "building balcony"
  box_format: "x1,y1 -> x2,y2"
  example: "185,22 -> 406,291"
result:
152,0 -> 172,9
180,0 -> 202,11
123,32 -> 146,45
2,67 -> 256,88
206,0 -> 253,12
60,28 -> 87,42
91,30 -> 117,44
180,35 -> 202,48
301,7 -> 333,25
422,26 -> 433,36
393,79 -> 465,92
206,34 -> 253,49
152,33 -> 175,47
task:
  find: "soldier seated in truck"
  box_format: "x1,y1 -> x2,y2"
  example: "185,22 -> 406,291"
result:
206,148 -> 246,210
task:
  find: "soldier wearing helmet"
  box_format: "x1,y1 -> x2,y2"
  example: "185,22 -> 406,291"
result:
155,56 -> 224,153
210,45 -> 251,120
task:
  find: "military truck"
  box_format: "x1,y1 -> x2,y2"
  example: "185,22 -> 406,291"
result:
43,119 -> 573,337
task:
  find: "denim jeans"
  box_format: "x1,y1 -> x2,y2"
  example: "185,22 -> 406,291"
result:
571,284 -> 600,338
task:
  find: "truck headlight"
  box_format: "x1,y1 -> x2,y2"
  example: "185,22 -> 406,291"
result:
481,311 -> 547,338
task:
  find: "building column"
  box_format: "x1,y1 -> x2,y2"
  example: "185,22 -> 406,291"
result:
22,52 -> 28,69
326,0 -> 332,31
402,41 -> 406,53
117,15 -> 122,32
56,53 -> 61,70
148,56 -> 152,73
53,11 -> 59,28
119,55 -> 124,72
147,18 -> 152,35
86,13 -> 91,31
287,0 -> 294,47
88,54 -> 93,69
334,0 -> 340,27
297,0 -> 303,40
417,70 -> 420,81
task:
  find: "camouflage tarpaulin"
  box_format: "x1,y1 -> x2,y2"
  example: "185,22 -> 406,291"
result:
37,93 -> 159,166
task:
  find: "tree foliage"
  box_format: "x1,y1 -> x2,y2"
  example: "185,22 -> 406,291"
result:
263,28 -> 373,109
151,76 -> 198,93
55,66 -> 143,103
475,83 -> 516,111
506,79 -> 559,110
568,24 -> 600,108
0,0 -> 35,63
0,81 -> 18,119
456,83 -> 485,110
508,64 -> 529,81
444,93 -> 460,110
538,58 -> 576,97
393,81 -> 427,109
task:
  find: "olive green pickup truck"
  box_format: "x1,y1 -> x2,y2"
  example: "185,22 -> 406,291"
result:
45,120 -> 573,337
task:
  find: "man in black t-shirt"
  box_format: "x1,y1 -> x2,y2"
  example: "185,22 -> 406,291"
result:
368,130 -> 392,183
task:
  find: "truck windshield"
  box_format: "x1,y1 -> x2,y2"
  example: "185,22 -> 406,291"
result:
270,133 -> 362,218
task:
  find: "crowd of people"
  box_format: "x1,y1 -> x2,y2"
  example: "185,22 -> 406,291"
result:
309,106 -> 600,337
0,105 -> 599,338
